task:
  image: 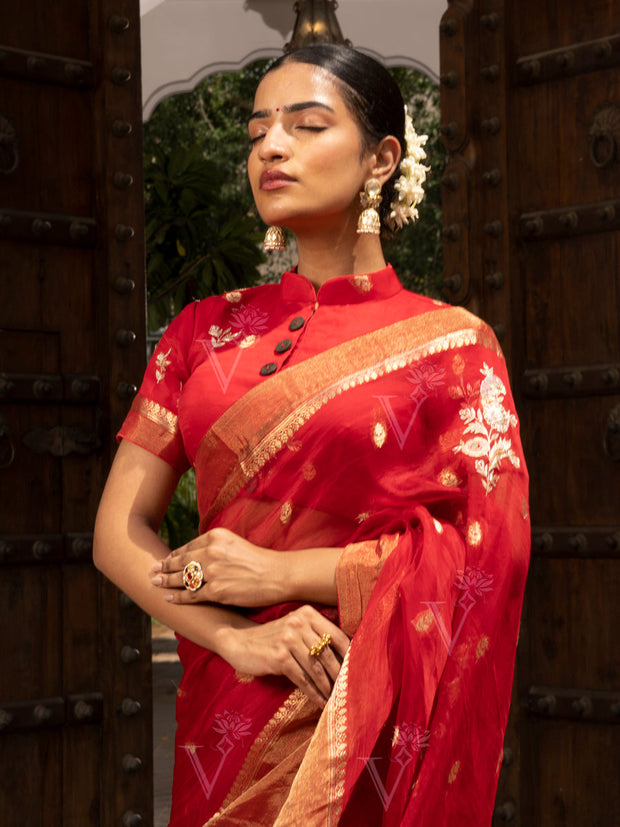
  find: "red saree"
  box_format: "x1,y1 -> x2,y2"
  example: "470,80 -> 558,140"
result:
119,267 -> 530,826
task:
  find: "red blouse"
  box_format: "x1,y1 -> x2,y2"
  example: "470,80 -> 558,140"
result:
119,265 -> 442,473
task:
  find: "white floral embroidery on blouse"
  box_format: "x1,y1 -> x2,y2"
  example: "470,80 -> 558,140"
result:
453,364 -> 520,493
209,325 -> 241,349
155,347 -> 172,384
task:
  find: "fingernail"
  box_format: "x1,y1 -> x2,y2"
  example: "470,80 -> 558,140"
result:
164,594 -> 174,602
150,576 -> 163,586
151,562 -> 163,572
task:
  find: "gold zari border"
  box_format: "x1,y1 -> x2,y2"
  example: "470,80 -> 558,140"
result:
133,394 -> 179,434
274,650 -> 351,825
198,307 -> 499,525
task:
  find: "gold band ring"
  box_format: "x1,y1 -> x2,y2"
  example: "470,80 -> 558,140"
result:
182,560 -> 204,591
309,633 -> 332,659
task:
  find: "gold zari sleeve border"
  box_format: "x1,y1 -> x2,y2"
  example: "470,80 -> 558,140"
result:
132,395 -> 179,433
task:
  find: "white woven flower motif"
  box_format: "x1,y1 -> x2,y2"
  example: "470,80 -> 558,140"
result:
155,347 -> 172,384
387,106 -> 430,232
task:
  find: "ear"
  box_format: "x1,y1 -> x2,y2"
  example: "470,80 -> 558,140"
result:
369,135 -> 402,186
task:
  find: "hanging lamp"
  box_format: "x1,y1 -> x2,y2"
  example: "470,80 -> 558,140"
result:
285,0 -> 350,52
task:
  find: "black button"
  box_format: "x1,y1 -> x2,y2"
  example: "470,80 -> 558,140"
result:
260,362 -> 277,376
289,316 -> 305,331
275,339 -> 292,354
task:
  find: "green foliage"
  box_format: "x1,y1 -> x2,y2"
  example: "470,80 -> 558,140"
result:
159,469 -> 199,549
143,62 -> 270,329
144,145 -> 265,329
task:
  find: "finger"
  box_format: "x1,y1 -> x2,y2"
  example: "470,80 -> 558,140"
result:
286,657 -> 328,708
296,606 -> 350,659
268,636 -> 327,708
319,623 -> 350,659
160,535 -> 207,572
158,552 -> 187,574
150,571 -> 185,590
164,584 -> 210,604
310,644 -> 342,684
300,635 -> 335,700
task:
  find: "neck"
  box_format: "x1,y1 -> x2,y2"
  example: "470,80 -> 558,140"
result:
294,223 -> 387,288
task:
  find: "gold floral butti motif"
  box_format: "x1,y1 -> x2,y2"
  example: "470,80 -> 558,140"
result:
438,468 -> 460,488
350,274 -> 373,293
280,501 -> 293,525
302,462 -> 316,481
372,420 -> 387,448
238,335 -> 257,349
453,364 -> 520,493
155,346 -> 172,384
467,521 -> 482,547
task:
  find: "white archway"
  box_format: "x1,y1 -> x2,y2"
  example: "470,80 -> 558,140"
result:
140,0 -> 442,120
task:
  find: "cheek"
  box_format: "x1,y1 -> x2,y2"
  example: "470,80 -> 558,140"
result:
313,138 -> 366,192
315,155 -> 365,203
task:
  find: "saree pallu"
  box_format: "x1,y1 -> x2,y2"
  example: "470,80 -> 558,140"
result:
166,305 -> 529,826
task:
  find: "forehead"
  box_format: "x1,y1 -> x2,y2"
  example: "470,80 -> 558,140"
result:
253,62 -> 347,111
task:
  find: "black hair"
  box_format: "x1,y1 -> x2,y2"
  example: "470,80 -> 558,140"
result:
264,44 -> 406,236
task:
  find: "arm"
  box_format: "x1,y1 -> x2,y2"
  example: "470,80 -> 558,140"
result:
93,439 -> 255,650
152,529 -> 344,607
93,440 -> 348,706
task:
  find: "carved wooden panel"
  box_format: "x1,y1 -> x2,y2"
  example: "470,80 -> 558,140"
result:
0,2 -> 151,824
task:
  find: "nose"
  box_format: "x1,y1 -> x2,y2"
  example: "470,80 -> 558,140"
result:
257,122 -> 290,162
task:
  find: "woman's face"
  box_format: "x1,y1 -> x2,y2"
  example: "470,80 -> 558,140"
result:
247,62 -> 375,234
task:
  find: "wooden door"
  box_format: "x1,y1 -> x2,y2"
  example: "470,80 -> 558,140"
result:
0,2 -> 151,824
440,2 -> 620,824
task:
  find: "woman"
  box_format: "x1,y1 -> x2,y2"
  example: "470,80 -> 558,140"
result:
94,44 -> 530,826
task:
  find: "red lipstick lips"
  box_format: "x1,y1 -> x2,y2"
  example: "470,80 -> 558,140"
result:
260,169 -> 295,190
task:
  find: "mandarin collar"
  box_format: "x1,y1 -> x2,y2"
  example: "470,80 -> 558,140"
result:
279,264 -> 402,305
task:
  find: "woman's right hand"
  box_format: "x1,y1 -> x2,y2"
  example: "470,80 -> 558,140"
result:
218,605 -> 350,708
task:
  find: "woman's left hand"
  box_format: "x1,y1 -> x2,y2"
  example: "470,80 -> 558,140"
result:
151,527 -> 284,607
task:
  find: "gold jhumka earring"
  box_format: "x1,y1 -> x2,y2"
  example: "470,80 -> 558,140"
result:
357,178 -> 383,235
263,226 -> 287,251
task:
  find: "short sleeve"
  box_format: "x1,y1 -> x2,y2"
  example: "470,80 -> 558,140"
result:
117,302 -> 197,474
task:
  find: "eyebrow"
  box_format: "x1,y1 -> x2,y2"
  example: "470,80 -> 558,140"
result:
248,101 -> 335,122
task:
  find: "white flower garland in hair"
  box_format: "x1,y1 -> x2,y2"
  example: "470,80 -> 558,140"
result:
387,106 -> 430,232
